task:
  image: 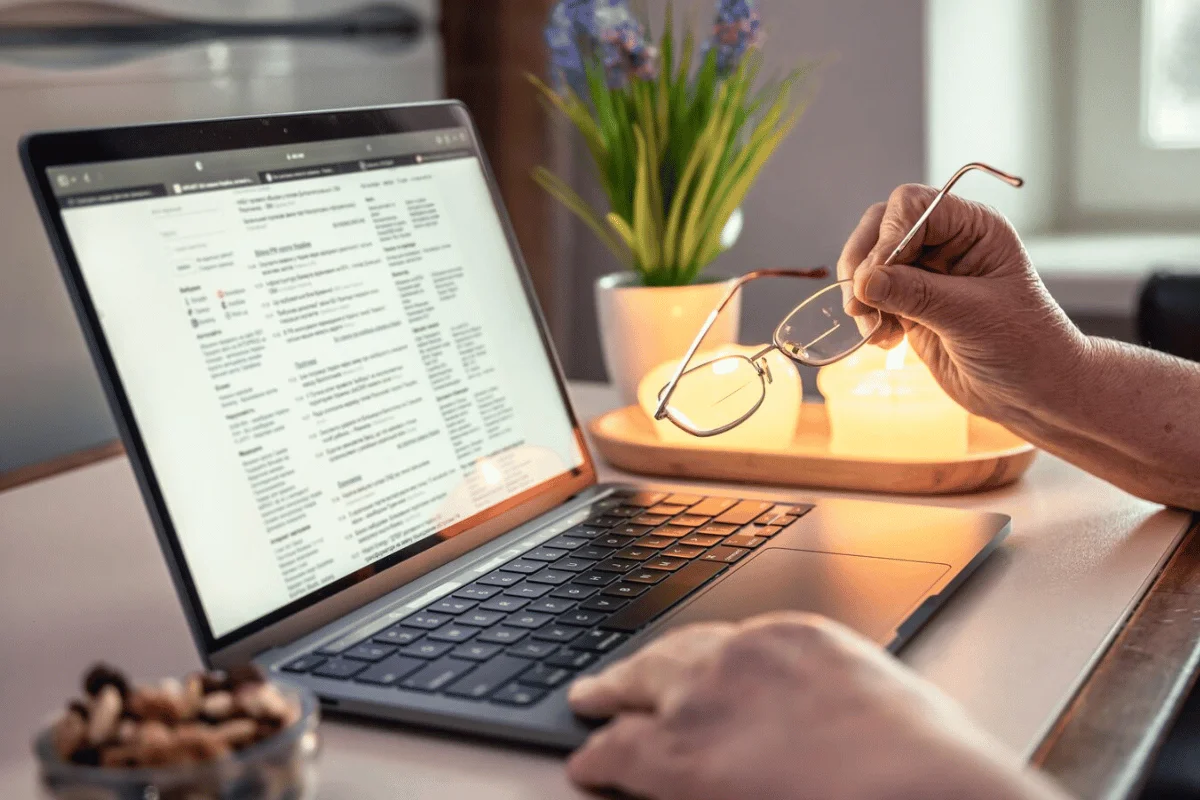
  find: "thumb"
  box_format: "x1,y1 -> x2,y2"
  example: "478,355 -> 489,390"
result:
853,264 -> 972,331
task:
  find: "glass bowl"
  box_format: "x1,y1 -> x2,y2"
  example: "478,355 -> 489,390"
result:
33,683 -> 320,800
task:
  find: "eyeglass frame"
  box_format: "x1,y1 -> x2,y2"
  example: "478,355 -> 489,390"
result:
653,161 -> 1026,437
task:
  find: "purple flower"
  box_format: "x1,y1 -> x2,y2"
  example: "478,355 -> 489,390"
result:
545,0 -> 658,92
706,0 -> 762,75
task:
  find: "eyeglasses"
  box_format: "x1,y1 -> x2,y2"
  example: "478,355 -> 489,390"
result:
654,161 -> 1024,438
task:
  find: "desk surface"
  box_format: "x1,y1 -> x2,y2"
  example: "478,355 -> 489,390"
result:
0,382 -> 1191,798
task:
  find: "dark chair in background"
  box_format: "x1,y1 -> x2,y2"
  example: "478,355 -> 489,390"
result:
1136,273 -> 1200,798
1137,273 -> 1200,362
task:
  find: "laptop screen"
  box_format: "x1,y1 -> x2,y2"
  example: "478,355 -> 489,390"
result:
42,123 -> 585,642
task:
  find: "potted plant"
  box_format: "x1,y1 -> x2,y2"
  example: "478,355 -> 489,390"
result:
532,0 -> 815,403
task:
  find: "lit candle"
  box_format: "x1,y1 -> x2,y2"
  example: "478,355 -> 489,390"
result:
816,337 -> 969,461
638,344 -> 802,450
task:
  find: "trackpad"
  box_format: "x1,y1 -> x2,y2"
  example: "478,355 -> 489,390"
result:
658,548 -> 950,645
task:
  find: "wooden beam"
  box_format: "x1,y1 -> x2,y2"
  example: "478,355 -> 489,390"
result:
1033,517 -> 1200,799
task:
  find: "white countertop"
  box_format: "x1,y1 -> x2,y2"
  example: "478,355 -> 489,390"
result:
0,382 -> 1190,798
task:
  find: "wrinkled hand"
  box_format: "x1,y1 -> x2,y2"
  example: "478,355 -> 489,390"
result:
839,185 -> 1087,422
567,613 -> 1066,800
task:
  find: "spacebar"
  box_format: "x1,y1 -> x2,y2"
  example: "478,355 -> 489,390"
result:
600,561 -> 728,633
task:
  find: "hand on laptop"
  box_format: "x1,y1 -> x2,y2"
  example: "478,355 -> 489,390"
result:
566,612 -> 1068,800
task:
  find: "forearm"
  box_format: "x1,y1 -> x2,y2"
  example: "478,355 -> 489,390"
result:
999,337 -> 1200,510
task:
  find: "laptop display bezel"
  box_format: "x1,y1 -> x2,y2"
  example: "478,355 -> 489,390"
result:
20,102 -> 599,664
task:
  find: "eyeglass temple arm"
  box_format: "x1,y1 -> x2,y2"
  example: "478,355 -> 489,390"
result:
652,267 -> 826,420
884,162 -> 1024,266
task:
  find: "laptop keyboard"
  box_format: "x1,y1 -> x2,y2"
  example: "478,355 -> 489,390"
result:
279,490 -> 812,706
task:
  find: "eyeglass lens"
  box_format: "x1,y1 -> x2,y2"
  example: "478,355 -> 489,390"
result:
659,355 -> 765,436
775,281 -> 880,366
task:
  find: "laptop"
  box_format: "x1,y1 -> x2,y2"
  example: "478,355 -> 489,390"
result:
21,101 -> 1009,750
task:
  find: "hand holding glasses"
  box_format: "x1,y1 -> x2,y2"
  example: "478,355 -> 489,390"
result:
654,162 -> 1024,438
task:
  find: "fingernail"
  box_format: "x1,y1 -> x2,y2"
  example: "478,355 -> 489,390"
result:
568,677 -> 597,700
864,271 -> 891,303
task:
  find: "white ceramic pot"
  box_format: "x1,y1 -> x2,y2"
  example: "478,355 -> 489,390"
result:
595,272 -> 742,406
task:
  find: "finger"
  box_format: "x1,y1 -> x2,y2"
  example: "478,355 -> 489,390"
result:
567,714 -> 673,798
853,262 -> 978,333
569,623 -> 734,718
838,203 -> 886,317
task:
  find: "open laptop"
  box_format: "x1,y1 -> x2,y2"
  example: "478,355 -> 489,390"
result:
21,101 -> 1009,750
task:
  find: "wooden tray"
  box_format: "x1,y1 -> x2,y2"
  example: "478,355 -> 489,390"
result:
588,403 -> 1037,495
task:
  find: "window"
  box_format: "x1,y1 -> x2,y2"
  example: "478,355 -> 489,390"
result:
1144,0 -> 1200,149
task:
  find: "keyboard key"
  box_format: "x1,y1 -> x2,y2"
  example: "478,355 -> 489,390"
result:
490,683 -> 547,706
723,534 -> 767,549
635,535 -> 675,549
524,547 -> 570,562
631,514 -> 672,527
573,570 -> 616,586
673,514 -> 712,527
527,568 -> 574,585
532,625 -> 583,643
606,507 -> 642,518
624,570 -> 667,585
355,655 -> 425,686
401,657 -> 475,692
590,497 -> 626,512
550,556 -> 596,573
458,609 -> 507,627
564,524 -> 605,537
477,572 -> 522,588
545,649 -> 597,670
687,497 -> 738,516
518,664 -> 574,688
451,642 -> 504,661
653,526 -> 692,539
715,501 -> 775,525
507,611 -> 554,629
545,534 -> 590,550
615,546 -> 656,561
429,597 -> 476,615
312,658 -> 367,680
789,504 -> 815,517
594,534 -> 637,549
373,625 -> 424,646
481,596 -> 529,613
477,626 -> 529,645
445,656 -> 532,700
572,629 -> 630,653
644,557 -> 689,571
662,545 -> 707,559
500,559 -> 545,575
601,582 -> 650,599
610,524 -> 655,538
696,523 -> 739,537
427,624 -> 477,643
701,546 -> 750,564
680,533 -> 724,548
594,558 -> 640,573
587,514 -> 628,529
558,609 -> 606,627
551,584 -> 599,600
757,513 -> 797,526
507,640 -> 559,659
402,640 -> 455,659
344,643 -> 396,662
743,524 -> 783,538
281,654 -> 325,673
613,490 -> 670,507
580,596 -> 629,612
571,546 -> 612,560
504,582 -> 553,599
455,585 -> 502,601
525,597 -> 576,614
601,561 -> 728,633
401,612 -> 452,630
665,493 -> 705,506
648,504 -> 689,516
